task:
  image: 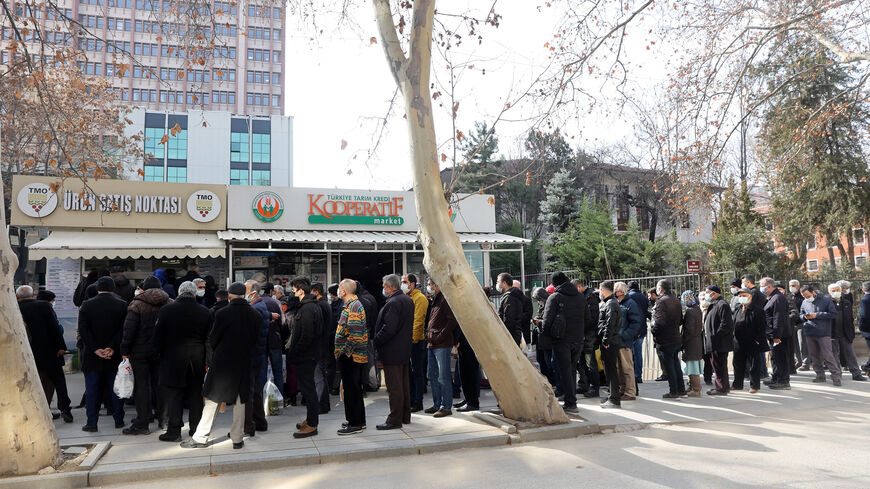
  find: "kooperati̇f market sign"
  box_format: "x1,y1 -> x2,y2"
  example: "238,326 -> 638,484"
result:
307,193 -> 404,225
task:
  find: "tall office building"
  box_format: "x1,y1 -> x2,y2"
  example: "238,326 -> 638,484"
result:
2,0 -> 293,186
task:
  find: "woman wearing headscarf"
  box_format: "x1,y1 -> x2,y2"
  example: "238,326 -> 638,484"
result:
681,291 -> 704,397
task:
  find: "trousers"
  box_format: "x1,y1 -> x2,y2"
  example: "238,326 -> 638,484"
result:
193,396 -> 245,444
458,342 -> 480,407
339,355 -> 366,427
383,364 -> 410,426
553,342 -> 581,407
616,347 -> 636,397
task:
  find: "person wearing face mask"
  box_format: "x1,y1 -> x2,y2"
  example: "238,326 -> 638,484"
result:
402,274 -> 430,413
728,278 -> 742,314
731,288 -> 767,393
242,280 -> 271,438
311,282 -> 333,415
698,290 -> 714,386
680,291 -> 704,397
334,279 -> 368,435
497,273 -> 525,346
652,279 -> 685,399
597,281 -> 622,409
515,279 -> 534,346
256,281 -> 285,416
153,281 -> 211,441
287,278 -> 325,438
613,282 -> 641,402
192,278 -> 207,305
703,285 -> 734,395
839,280 -> 853,305
453,279 -> 481,412
789,280 -> 810,371
373,274 -> 414,430
776,282 -> 801,375
760,277 -> 792,389
799,285 -> 842,385
828,283 -> 867,381
531,287 -> 558,390
743,274 -> 769,381
424,278 -> 459,417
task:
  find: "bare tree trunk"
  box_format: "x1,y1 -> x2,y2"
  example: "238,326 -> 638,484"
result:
372,0 -> 567,424
0,129 -> 62,475
827,246 -> 838,271
845,228 -> 855,265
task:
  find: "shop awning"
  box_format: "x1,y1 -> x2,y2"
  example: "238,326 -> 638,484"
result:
29,231 -> 226,260
218,230 -> 529,245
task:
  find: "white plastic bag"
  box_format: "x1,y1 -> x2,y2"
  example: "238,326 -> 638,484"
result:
113,358 -> 134,399
263,365 -> 283,416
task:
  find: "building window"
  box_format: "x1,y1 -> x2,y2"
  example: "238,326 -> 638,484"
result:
144,165 -> 163,181
144,127 -> 165,163
252,170 -> 270,186
231,131 -> 249,162
230,169 -> 249,185
616,200 -> 629,232
857,255 -> 867,270
807,236 -> 817,250
252,133 -> 270,163
166,166 -> 187,183
167,129 -> 187,159
854,228 -> 865,245
807,259 -> 819,272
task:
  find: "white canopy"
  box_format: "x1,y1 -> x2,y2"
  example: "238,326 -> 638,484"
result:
218,230 -> 530,245
28,231 -> 226,260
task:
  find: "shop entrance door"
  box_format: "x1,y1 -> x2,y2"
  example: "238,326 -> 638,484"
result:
338,252 -> 399,305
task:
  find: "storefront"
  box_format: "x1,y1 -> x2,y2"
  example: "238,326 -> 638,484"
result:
223,186 -> 527,297
11,175 -> 227,337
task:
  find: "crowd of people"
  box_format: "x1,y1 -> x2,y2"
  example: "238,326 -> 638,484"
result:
17,264 -> 870,447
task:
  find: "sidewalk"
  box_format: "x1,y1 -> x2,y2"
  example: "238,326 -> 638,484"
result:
5,367 -> 870,488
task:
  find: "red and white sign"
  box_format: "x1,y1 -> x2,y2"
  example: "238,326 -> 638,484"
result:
686,260 -> 701,273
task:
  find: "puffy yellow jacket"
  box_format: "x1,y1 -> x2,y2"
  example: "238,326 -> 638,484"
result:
409,288 -> 429,342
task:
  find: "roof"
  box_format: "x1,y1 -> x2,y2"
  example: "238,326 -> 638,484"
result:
218,230 -> 530,245
29,231 -> 225,260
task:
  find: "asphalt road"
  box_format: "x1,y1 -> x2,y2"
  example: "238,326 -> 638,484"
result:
102,404 -> 870,489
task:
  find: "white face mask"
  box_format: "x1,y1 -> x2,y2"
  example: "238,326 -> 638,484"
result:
400,283 -> 411,293
737,296 -> 750,305
196,289 -> 205,297
135,289 -> 142,296
831,291 -> 842,299
426,286 -> 435,295
805,295 -> 815,303
789,287 -> 798,294
730,287 -> 739,295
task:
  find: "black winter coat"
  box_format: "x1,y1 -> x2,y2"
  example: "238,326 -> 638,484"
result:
374,291 -> 414,365
19,298 -> 66,370
583,289 -> 600,352
542,282 -> 587,344
704,297 -> 734,353
78,293 -> 128,372
261,295 -> 284,351
498,287 -> 525,345
598,294 -> 622,349
207,299 -> 229,365
317,297 -> 333,361
203,298 -> 260,403
112,274 -> 136,304
763,290 -> 792,341
681,305 -> 704,361
833,298 -> 855,342
791,293 -> 805,330
733,305 -> 768,352
154,296 -> 211,388
121,288 -> 170,359
287,295 -> 323,364
652,294 -> 683,348
357,285 -> 380,336
521,293 -> 533,337
249,299 -> 270,368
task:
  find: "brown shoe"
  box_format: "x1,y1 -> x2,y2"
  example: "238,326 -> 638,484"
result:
749,388 -> 758,393
433,409 -> 453,418
423,406 -> 439,414
293,425 -> 318,438
619,395 -> 636,401
295,420 -> 309,430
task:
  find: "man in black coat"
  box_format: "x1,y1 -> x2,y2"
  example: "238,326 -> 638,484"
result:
312,282 -> 333,414
760,277 -> 793,389
542,272 -> 587,413
373,274 -> 414,430
183,282 -> 260,450
287,277 -> 324,438
497,272 -> 524,346
829,282 -> 867,381
327,284 -> 343,395
154,281 -> 211,441
110,265 -> 136,304
597,281 -> 622,409
652,279 -> 685,398
245,281 -> 272,437
78,277 -> 128,431
514,279 -> 533,345
573,279 -> 600,397
704,285 -> 734,395
356,282 -> 381,392
17,285 -> 72,422
121,276 -> 171,435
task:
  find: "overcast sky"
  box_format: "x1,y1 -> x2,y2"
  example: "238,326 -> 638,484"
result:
284,1 -> 668,191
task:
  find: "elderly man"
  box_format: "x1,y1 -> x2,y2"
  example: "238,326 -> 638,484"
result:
182,282 -> 260,449
192,278 -> 207,305
829,282 -> 867,381
402,273 -> 429,413
334,279 -> 368,435
18,285 -> 72,423
760,277 -> 792,389
154,281 -> 211,441
613,281 -> 643,401
244,280 -> 272,437
627,281 -> 648,385
273,285 -> 285,301
652,279 -> 685,398
373,274 -> 414,430
78,277 -> 128,431
800,285 -> 842,385
597,281 -> 622,409
789,280 -> 809,370
704,285 -> 734,396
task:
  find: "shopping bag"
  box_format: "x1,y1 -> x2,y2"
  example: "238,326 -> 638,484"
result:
113,358 -> 134,399
263,365 -> 283,416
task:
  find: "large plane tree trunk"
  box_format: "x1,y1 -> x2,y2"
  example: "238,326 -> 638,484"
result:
372,0 -> 567,424
0,135 -> 62,475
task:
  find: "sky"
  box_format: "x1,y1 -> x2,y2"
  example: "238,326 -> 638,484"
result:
283,1 -> 667,191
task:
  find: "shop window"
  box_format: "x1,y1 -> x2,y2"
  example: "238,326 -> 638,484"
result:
144,165 -> 163,182
230,131 -> 249,162
230,168 -> 249,185
167,129 -> 187,160
166,166 -> 186,183
252,133 -> 270,163
252,170 -> 270,186
807,259 -> 819,272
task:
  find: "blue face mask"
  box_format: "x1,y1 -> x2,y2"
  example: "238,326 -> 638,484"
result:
759,286 -> 768,295
382,288 -> 387,297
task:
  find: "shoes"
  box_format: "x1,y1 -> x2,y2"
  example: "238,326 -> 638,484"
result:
706,389 -> 727,396
122,426 -> 150,435
583,390 -> 599,398
433,409 -> 452,418
337,426 -> 364,435
813,376 -> 826,383
677,391 -> 687,397
423,406 -> 439,414
233,441 -> 244,449
411,404 -> 424,413
295,420 -> 309,430
832,379 -> 842,386
115,420 -> 125,429
749,388 -> 759,393
731,384 -> 744,391
159,432 -> 181,442
687,391 -> 701,398
453,400 -> 467,409
563,405 -> 579,413
52,412 -> 61,420
636,378 -> 643,384
61,410 -> 74,423
244,431 -> 255,438
341,422 -> 366,430
654,375 -> 668,382
255,424 -> 268,432
180,440 -> 208,449
762,380 -> 773,386
619,395 -> 636,401
704,379 -> 713,386
852,375 -> 867,381
798,365 -> 810,371
376,423 -> 402,430
768,384 -> 791,390
662,393 -> 681,399
457,405 -> 479,413
82,425 -> 98,432
600,400 -> 621,409
293,425 -> 318,439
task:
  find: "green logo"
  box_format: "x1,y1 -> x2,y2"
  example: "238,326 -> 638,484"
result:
253,191 -> 284,223
307,215 -> 404,225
